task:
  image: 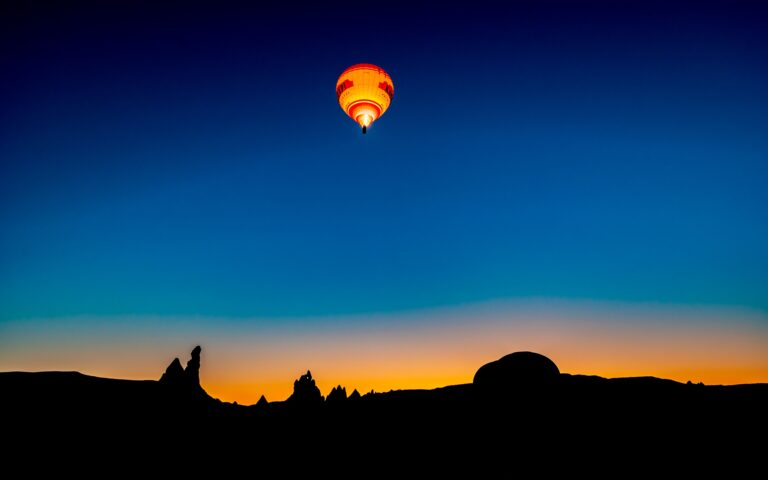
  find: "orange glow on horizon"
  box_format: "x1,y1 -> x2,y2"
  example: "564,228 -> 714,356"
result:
197,321 -> 768,403
1,301 -> 767,405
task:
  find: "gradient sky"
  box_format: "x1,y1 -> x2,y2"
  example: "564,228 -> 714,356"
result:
1,1 -> 767,403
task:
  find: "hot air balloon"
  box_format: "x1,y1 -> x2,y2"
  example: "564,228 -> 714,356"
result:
336,63 -> 394,134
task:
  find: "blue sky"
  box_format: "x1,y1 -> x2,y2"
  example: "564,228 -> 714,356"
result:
1,0 -> 767,322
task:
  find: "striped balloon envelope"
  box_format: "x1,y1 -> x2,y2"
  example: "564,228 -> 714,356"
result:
336,64 -> 394,134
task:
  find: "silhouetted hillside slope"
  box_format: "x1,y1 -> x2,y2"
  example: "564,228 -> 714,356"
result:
2,347 -> 766,464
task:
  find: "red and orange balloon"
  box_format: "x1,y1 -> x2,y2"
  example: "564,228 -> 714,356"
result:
336,64 -> 394,134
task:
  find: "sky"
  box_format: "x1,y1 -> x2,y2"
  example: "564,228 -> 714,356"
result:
1,0 -> 767,403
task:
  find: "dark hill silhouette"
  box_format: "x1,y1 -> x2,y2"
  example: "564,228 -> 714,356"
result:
1,347 -> 766,465
473,351 -> 560,392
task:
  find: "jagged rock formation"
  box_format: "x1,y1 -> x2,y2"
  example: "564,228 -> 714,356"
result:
288,370 -> 323,405
160,358 -> 184,385
185,345 -> 202,386
256,395 -> 268,407
348,389 -> 361,401
159,346 -> 205,396
326,385 -> 347,403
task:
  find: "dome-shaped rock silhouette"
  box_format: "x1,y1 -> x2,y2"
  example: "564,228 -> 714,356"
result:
473,351 -> 560,390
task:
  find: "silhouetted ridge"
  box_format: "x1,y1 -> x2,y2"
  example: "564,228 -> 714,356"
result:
474,351 -> 560,392
2,346 -> 766,466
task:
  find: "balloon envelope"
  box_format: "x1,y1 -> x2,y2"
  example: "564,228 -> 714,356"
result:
336,64 -> 394,133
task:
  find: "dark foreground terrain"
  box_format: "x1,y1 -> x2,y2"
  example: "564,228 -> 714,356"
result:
2,347 -> 765,468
